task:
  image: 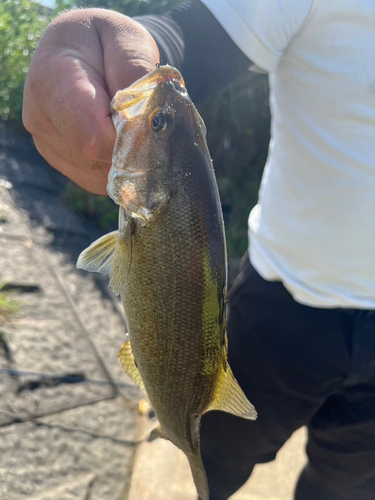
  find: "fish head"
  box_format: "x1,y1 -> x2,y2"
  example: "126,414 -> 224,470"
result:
107,65 -> 207,222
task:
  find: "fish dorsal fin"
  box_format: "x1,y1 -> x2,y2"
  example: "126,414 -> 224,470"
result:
205,364 -> 257,420
118,337 -> 147,395
76,231 -> 119,274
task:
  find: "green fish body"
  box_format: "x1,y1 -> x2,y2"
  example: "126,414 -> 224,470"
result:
77,66 -> 256,500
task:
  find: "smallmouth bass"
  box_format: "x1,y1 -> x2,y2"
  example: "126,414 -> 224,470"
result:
77,65 -> 256,500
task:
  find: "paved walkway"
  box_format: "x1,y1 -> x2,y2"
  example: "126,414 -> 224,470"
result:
0,125 -> 306,499
0,125 -> 144,500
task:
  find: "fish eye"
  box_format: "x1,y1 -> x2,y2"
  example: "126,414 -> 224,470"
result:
151,111 -> 169,133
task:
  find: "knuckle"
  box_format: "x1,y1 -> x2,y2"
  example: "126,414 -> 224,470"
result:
79,133 -> 103,161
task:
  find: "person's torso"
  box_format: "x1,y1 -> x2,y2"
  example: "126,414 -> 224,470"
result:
250,0 -> 375,307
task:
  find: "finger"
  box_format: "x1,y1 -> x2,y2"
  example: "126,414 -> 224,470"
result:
25,62 -> 116,166
96,13 -> 160,97
33,135 -> 110,195
39,60 -> 116,164
25,91 -> 115,174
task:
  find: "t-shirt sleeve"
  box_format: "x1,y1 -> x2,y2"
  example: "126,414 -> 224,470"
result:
200,0 -> 313,72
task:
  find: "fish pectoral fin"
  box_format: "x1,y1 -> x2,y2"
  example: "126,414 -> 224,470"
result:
118,337 -> 147,395
148,424 -> 169,442
77,208 -> 132,295
76,231 -> 119,274
205,364 -> 257,420
109,208 -> 133,295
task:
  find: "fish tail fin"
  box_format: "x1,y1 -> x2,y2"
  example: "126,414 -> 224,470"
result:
187,450 -> 209,500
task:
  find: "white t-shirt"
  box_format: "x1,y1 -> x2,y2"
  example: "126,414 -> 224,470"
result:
201,0 -> 375,308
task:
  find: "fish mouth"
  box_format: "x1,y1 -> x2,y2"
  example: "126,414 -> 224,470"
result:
111,65 -> 187,122
140,65 -> 186,94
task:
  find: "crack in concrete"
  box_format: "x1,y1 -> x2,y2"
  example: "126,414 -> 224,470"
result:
0,396 -> 117,428
83,475 -> 97,500
37,244 -> 120,398
32,420 -> 139,447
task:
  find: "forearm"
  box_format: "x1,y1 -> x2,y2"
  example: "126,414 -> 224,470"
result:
136,0 -> 252,102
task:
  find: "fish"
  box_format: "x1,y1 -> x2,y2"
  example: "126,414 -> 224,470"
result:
77,65 -> 256,500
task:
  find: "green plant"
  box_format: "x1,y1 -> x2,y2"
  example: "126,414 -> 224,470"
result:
0,0 -> 49,127
56,0 -> 181,16
63,182 -> 119,229
0,284 -> 20,324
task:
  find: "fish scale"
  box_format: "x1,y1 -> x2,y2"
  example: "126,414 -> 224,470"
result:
77,65 -> 256,500
124,196 -> 207,419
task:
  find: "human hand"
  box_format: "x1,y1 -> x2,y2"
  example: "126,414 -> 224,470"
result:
23,9 -> 159,195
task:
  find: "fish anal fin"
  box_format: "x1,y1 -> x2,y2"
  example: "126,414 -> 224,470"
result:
205,364 -> 257,420
118,337 -> 146,395
76,231 -> 118,274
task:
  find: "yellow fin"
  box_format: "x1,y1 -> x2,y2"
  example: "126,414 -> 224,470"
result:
206,364 -> 257,420
118,336 -> 146,395
76,231 -> 118,274
110,208 -> 133,295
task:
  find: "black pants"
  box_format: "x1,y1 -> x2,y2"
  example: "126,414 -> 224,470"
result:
200,254 -> 375,500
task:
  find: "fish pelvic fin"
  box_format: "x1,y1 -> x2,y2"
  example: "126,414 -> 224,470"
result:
205,364 -> 257,420
118,337 -> 147,395
188,450 -> 209,500
76,231 -> 118,274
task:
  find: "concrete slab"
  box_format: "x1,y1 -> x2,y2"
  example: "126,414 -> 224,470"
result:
0,398 -> 138,500
0,237 -> 117,424
0,318 -> 116,424
127,417 -> 307,500
27,474 -> 96,500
